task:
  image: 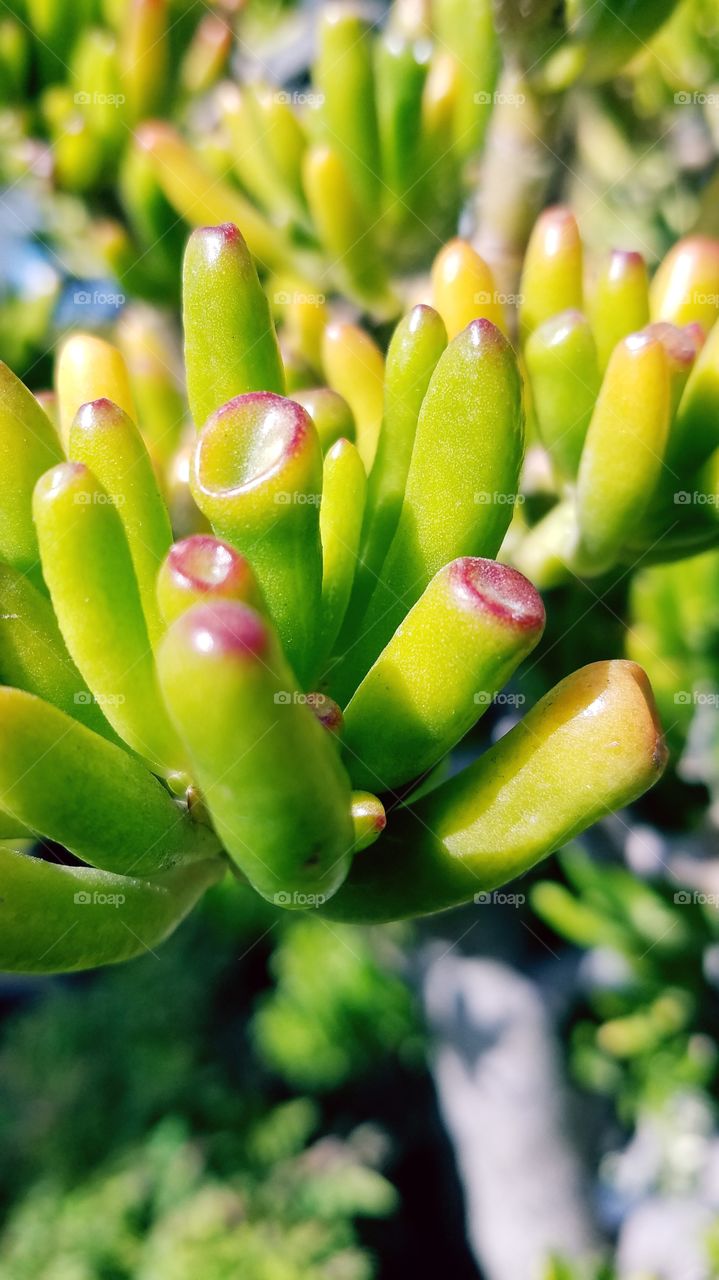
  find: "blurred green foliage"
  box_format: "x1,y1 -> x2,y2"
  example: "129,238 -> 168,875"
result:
542,1259 -> 616,1280
252,919 -> 422,1092
0,886 -> 422,1276
628,549 -> 719,780
0,1114 -> 395,1280
569,0 -> 719,253
532,847 -> 719,1124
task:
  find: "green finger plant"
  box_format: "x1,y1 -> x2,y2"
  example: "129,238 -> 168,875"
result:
3,0 -> 687,340
626,546 -> 719,777
0,1 -> 234,181
493,209 -> 719,587
122,0 -> 501,313
0,221 -> 667,973
111,0 -> 685,317
470,0 -> 682,291
0,0 -> 495,313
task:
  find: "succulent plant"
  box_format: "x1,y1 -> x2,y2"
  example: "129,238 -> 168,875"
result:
456,0 -> 685,293
565,0 -> 719,254
124,0 -> 499,314
0,0 -> 235,184
0,219 -> 667,972
480,209 -> 719,587
0,0 -> 499,313
627,545 -> 719,771
1,0 -> 691,338
124,0 -> 693,317
533,845 -> 719,1121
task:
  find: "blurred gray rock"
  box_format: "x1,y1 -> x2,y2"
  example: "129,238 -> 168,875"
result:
422,951 -> 599,1280
616,1197 -> 715,1279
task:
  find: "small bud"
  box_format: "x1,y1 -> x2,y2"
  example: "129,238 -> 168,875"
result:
351,791 -> 387,851
191,391 -> 323,682
56,333 -> 136,448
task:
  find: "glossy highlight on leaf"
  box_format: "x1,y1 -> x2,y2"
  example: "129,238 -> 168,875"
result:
191,391 -> 323,682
